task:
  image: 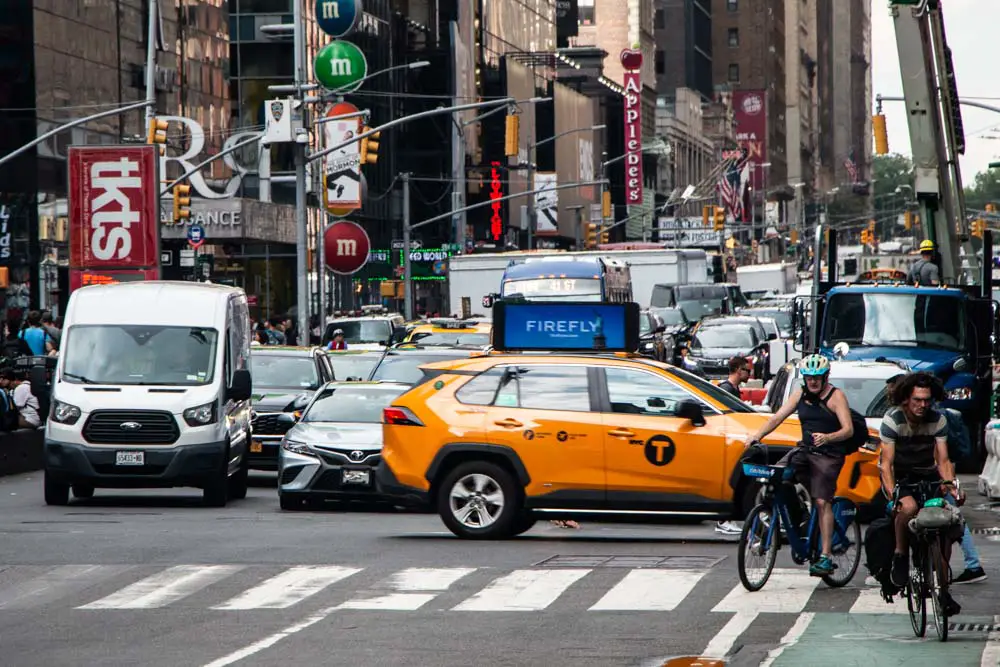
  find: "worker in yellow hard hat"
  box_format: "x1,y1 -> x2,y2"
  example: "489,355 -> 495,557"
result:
907,240 -> 939,286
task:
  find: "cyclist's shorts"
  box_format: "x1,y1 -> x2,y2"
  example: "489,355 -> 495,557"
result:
896,475 -> 943,505
781,447 -> 845,503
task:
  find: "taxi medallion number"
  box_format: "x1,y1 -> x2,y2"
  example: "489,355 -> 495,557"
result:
115,451 -> 144,466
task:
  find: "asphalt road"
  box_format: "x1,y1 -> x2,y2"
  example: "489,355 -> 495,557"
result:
1,471 -> 999,667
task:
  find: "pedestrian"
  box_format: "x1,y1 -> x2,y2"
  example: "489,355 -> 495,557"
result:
717,356 -> 750,399
40,311 -> 61,349
326,329 -> 347,351
283,317 -> 298,346
263,319 -> 285,345
18,311 -> 54,356
907,240 -> 940,286
11,374 -> 41,429
0,370 -> 17,431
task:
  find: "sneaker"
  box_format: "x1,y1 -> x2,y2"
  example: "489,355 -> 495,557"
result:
715,521 -> 742,535
810,555 -> 835,576
951,567 -> 986,584
891,553 -> 909,588
939,590 -> 962,616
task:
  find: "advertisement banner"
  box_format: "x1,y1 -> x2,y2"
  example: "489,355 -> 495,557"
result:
731,90 -> 767,194
68,145 -> 160,272
621,49 -> 643,206
323,102 -> 363,213
534,173 -> 558,234
493,302 -> 640,352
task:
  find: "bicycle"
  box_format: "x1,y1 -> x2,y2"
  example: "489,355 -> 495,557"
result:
893,478 -> 962,642
737,444 -> 862,591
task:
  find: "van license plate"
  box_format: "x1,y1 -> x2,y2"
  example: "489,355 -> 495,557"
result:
342,469 -> 370,485
115,451 -> 145,466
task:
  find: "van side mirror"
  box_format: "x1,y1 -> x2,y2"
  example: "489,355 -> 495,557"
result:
767,332 -> 778,341
277,412 -> 297,425
229,369 -> 252,402
29,365 -> 49,400
676,399 -> 706,427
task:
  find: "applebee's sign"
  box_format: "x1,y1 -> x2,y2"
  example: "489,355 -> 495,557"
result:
620,47 -> 643,206
158,116 -> 261,199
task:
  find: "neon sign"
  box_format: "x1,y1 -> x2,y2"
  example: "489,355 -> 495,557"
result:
490,161 -> 503,241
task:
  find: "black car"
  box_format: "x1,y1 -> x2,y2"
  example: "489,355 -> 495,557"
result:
687,322 -> 769,380
638,310 -> 670,362
249,347 -> 334,470
650,307 -> 695,361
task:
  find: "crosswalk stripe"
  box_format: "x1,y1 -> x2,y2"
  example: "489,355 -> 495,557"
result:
213,566 -> 362,610
338,568 -> 475,611
712,569 -> 820,614
589,569 -> 706,611
0,565 -> 126,610
78,565 -> 243,610
849,588 -> 908,614
452,569 -> 590,612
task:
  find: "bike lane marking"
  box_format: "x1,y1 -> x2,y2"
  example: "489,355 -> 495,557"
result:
981,615 -> 1000,667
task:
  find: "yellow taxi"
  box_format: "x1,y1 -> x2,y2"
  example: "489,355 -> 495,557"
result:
403,318 -> 492,348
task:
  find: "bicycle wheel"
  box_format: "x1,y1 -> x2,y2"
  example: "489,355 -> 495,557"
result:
738,503 -> 778,591
906,551 -> 927,638
822,497 -> 862,588
927,539 -> 949,642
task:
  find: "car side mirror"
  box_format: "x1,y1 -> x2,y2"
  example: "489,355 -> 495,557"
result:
647,397 -> 666,408
676,399 -> 706,427
29,364 -> 49,399
277,412 -> 297,425
767,333 -> 778,341
229,369 -> 252,402
953,357 -> 969,373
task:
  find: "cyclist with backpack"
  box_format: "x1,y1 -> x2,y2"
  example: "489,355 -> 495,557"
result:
746,354 -> 857,576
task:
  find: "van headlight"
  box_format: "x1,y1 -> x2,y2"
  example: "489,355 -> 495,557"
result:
52,400 -> 81,425
282,439 -> 314,456
946,387 -> 972,401
183,403 -> 217,426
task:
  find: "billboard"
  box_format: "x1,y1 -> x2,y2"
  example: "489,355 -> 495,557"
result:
323,103 -> 364,214
554,81 -> 598,236
731,90 -> 767,195
68,145 -> 160,277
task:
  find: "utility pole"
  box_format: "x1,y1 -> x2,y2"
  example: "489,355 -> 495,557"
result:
526,159 -> 536,250
144,0 -> 157,127
292,0 -> 309,348
402,172 -> 413,320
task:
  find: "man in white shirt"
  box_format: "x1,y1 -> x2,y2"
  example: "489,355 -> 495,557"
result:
12,380 -> 41,429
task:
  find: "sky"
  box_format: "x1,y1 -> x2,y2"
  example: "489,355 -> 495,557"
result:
871,0 -> 1000,183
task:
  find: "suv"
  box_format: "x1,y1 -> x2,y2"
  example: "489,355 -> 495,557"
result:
249,347 -> 334,470
323,308 -> 406,351
376,354 -> 882,539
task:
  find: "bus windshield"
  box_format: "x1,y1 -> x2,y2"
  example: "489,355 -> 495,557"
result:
502,277 -> 603,301
822,292 -> 966,352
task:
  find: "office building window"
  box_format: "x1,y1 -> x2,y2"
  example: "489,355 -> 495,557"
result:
655,50 -> 665,75
728,28 -> 739,47
579,0 -> 595,25
728,63 -> 740,82
727,0 -> 738,11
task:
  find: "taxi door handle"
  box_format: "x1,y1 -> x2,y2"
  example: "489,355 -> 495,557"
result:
494,418 -> 523,428
607,429 -> 635,438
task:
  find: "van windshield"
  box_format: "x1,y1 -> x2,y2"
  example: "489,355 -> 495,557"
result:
62,325 -> 218,386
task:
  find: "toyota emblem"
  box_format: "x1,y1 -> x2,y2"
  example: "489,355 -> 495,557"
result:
119,421 -> 142,431
349,450 -> 365,462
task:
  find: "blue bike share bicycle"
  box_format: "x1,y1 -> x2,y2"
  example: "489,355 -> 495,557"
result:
737,443 -> 862,591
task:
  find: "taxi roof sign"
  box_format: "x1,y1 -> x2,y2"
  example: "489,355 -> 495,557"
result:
428,318 -> 479,329
492,302 -> 640,353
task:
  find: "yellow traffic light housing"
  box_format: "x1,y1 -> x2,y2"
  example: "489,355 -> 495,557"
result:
601,190 -> 612,218
702,206 -> 711,227
147,117 -> 168,145
584,222 -> 598,249
972,218 -> 985,237
504,114 -> 520,157
172,183 -> 192,222
600,228 -> 610,244
861,230 -> 869,245
873,114 -> 888,155
903,210 -> 912,230
790,229 -> 799,244
713,206 -> 725,231
359,127 -> 380,165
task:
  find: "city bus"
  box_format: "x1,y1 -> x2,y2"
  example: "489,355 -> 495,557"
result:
499,256 -> 633,303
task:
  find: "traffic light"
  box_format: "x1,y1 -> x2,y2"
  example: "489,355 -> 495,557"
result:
972,218 -> 985,237
861,229 -> 869,245
904,210 -> 913,230
147,117 -> 169,155
702,205 -> 711,227
823,228 -> 830,245
504,114 -> 519,157
359,126 -> 380,165
584,223 -> 598,249
601,190 -> 612,218
600,227 -> 609,244
172,183 -> 192,222
790,229 -> 799,244
873,113 -> 888,155
713,206 -> 725,231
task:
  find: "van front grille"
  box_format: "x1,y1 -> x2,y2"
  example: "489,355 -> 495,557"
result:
82,410 -> 180,445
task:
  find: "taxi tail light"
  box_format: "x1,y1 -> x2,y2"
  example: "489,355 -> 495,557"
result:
383,406 -> 424,426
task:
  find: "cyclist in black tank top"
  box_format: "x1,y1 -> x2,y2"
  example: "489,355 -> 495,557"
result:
746,354 -> 856,577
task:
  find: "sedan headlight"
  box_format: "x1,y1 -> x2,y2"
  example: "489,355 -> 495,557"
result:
183,402 -> 217,426
946,387 -> 972,401
641,341 -> 655,350
282,439 -> 315,456
52,400 -> 81,425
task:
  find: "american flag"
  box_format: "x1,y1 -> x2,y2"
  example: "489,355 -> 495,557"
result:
718,148 -> 750,221
844,154 -> 859,183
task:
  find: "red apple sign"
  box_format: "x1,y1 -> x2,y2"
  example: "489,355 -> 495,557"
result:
620,47 -> 642,71
324,221 -> 371,275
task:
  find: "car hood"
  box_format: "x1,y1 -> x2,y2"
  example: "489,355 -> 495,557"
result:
830,345 -> 960,373
252,388 -> 313,412
285,422 -> 382,450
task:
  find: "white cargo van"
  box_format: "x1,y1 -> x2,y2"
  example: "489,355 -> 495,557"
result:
42,282 -> 253,507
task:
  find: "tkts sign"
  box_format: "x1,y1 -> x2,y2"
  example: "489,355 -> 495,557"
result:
68,145 -> 161,288
620,47 -> 643,205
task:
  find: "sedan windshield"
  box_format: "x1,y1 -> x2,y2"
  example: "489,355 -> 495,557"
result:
63,325 -> 217,386
303,385 -> 407,423
652,308 -> 687,326
330,320 -> 392,344
327,353 -> 380,381
369,352 -> 471,384
692,326 -> 754,350
251,355 -> 319,389
822,292 -> 966,352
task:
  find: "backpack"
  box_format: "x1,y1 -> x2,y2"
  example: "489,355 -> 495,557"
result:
864,517 -> 900,602
942,408 -> 972,464
819,391 -> 869,455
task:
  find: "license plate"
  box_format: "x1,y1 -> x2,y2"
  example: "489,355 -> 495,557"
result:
250,441 -> 263,453
342,469 -> 370,485
115,451 -> 145,466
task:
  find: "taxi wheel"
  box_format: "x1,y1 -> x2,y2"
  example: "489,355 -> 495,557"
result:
438,461 -> 523,540
512,513 -> 538,536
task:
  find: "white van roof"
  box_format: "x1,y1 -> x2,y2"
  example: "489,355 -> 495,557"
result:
66,281 -> 244,327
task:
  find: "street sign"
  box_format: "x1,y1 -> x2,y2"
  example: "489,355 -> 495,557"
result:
323,101 -> 363,215
187,224 -> 205,248
391,240 -> 422,250
160,250 -> 172,266
314,41 -> 368,93
324,221 -> 371,275
315,0 -> 362,38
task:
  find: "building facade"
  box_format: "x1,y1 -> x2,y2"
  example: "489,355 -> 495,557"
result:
784,0 -> 819,229
654,0 -> 713,101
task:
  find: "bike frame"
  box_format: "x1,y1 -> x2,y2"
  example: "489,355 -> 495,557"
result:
758,479 -> 855,561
